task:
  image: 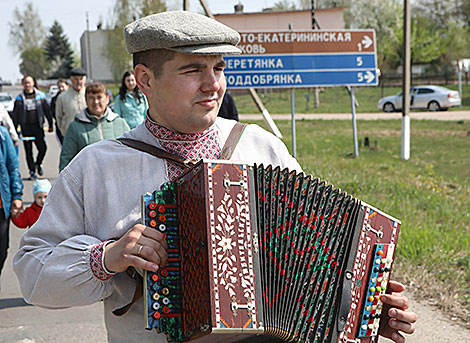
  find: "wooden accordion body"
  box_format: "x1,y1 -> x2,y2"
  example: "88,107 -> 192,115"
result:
142,160 -> 400,343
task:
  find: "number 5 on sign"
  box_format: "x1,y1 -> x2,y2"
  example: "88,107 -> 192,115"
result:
357,72 -> 364,82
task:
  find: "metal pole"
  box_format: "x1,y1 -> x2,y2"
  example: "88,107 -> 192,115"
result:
401,0 -> 411,160
458,60 -> 463,107
291,89 -> 296,158
86,12 -> 93,80
183,0 -> 189,10
350,87 -> 359,157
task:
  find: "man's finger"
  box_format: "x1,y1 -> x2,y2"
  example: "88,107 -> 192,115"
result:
389,318 -> 416,334
381,294 -> 410,310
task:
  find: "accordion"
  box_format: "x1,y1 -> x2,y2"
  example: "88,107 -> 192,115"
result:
141,160 -> 400,343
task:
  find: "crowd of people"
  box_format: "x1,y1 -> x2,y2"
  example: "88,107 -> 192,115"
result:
1,10 -> 415,343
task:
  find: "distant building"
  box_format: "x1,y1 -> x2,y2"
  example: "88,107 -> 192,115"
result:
80,29 -> 114,82
214,7 -> 345,30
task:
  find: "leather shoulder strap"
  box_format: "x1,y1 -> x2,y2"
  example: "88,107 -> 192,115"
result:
116,137 -> 196,169
219,122 -> 247,160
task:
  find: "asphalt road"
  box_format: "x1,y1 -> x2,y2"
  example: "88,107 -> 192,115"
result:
0,91 -> 469,342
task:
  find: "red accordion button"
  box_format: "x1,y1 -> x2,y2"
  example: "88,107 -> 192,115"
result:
149,220 -> 157,228
158,206 -> 166,213
148,203 -> 157,210
153,312 -> 161,319
163,306 -> 170,314
149,210 -> 157,218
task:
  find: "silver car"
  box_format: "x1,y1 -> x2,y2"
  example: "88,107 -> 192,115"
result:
377,85 -> 461,112
0,93 -> 14,113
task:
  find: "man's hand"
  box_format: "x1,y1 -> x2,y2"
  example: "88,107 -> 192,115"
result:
379,280 -> 417,343
104,224 -> 168,273
10,199 -> 23,218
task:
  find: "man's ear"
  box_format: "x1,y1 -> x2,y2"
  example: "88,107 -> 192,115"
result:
134,64 -> 153,97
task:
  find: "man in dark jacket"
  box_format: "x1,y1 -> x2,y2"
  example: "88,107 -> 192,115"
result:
12,76 -> 53,179
0,126 -> 23,279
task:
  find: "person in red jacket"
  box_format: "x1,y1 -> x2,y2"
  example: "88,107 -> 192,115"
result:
12,179 -> 51,229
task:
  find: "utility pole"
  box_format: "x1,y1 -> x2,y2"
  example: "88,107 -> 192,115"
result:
86,12 -> 93,80
402,0 -> 411,160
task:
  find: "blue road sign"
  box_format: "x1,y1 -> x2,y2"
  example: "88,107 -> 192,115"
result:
224,30 -> 378,89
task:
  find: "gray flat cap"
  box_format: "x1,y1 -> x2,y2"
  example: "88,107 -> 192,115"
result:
70,67 -> 87,76
124,11 -> 241,55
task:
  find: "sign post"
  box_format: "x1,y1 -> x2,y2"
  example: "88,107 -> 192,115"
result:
225,29 -> 378,156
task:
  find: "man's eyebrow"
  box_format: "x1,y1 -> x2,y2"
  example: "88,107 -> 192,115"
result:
177,60 -> 226,71
177,63 -> 205,71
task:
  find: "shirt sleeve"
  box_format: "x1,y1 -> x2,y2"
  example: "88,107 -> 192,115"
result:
13,168 -> 114,308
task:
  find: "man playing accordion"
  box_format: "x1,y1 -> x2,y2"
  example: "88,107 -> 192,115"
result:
14,11 -> 416,343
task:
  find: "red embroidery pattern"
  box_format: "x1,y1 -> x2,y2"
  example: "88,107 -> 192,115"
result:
90,241 -> 113,281
145,117 -> 221,180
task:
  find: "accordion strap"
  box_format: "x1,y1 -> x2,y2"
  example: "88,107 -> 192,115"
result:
116,138 -> 197,169
219,122 -> 247,159
112,122 -> 247,317
116,122 -> 247,165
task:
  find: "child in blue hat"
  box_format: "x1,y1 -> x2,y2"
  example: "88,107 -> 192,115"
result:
12,179 -> 51,229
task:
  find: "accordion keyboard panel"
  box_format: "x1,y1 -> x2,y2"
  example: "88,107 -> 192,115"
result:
143,184 -> 184,341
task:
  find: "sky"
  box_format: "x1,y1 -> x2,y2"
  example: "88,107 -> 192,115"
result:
0,0 -> 279,84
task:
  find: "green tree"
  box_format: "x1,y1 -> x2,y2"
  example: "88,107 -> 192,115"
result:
346,0 -> 402,71
105,0 -> 167,81
19,47 -> 49,79
44,21 -> 75,78
273,0 -> 297,11
8,2 -> 46,55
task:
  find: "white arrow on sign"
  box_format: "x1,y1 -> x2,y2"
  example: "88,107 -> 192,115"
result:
361,35 -> 373,49
365,71 -> 375,83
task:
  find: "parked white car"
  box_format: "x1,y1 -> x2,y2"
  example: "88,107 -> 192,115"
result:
0,93 -> 14,112
377,85 -> 461,112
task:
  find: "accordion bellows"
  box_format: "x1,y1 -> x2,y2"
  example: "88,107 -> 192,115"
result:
142,161 -> 400,343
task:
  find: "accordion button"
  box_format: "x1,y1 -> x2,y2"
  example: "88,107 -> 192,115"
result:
163,297 -> 170,305
159,215 -> 166,222
368,324 -> 374,330
153,302 -> 161,310
153,312 -> 161,319
375,258 -> 381,264
152,274 -> 159,282
162,288 -> 170,295
377,250 -> 383,256
158,206 -> 166,213
149,220 -> 157,228
163,306 -> 170,314
160,269 -> 168,277
149,203 -> 157,210
159,224 -> 166,232
369,287 -> 376,293
376,286 -> 382,292
149,210 -> 157,218
152,293 -> 160,301
362,324 -> 368,330
368,296 -> 374,302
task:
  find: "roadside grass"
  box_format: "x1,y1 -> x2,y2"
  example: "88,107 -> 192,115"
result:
232,84 -> 470,114
248,118 -> 470,323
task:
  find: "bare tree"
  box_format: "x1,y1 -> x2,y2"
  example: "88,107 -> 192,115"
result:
8,2 -> 46,55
